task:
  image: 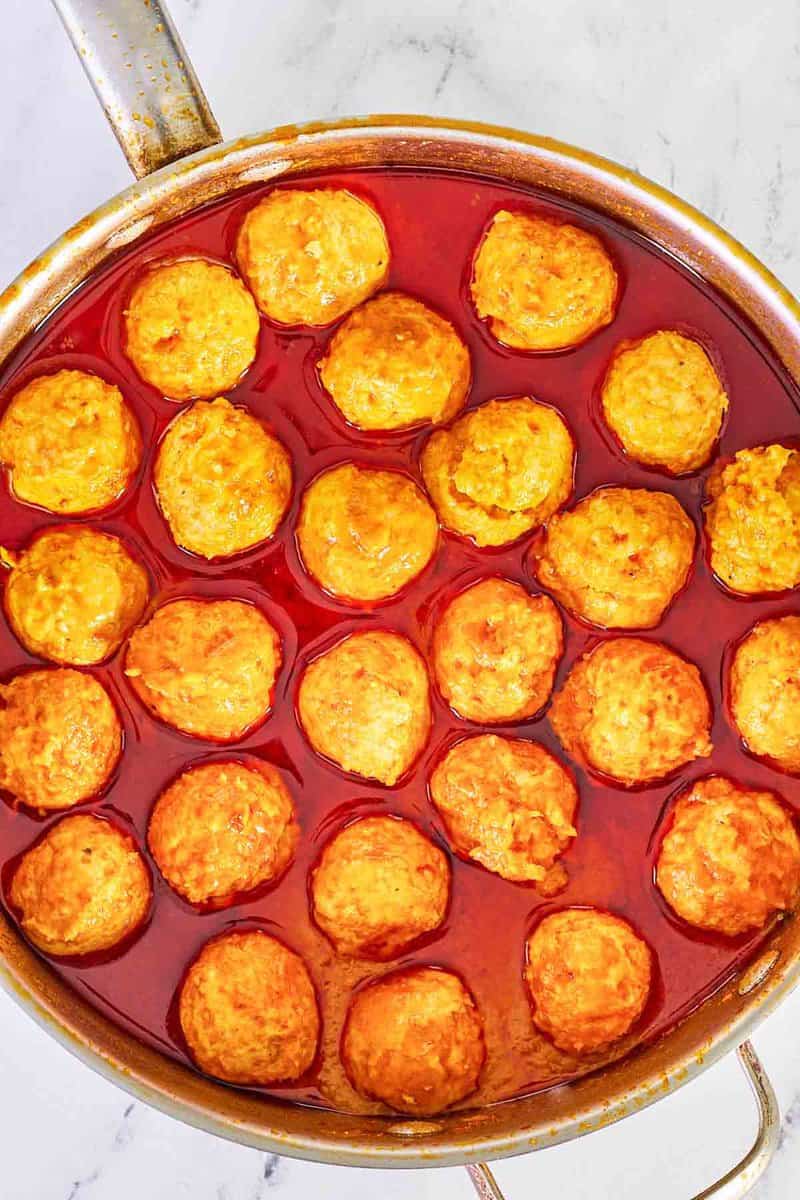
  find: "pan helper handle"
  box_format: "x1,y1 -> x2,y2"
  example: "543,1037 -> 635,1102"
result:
51,0 -> 221,179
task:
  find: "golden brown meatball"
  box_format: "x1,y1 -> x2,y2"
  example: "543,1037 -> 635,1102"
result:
0,669 -> 121,812
0,369 -> 141,514
530,487 -> 696,630
154,398 -> 292,559
179,929 -> 319,1085
236,188 -> 389,327
296,464 -> 438,603
729,616 -> 800,772
656,776 -> 800,936
311,816 -> 450,959
549,638 -> 712,786
600,331 -> 728,475
704,444 -> 800,594
318,292 -> 470,431
429,734 -> 577,889
10,814 -> 151,956
432,577 -> 563,722
124,599 -> 281,741
148,760 -> 298,906
124,259 -> 259,401
3,527 -> 149,666
524,909 -> 652,1055
471,210 -> 618,351
342,966 -> 485,1114
421,397 -> 574,547
297,630 -> 431,785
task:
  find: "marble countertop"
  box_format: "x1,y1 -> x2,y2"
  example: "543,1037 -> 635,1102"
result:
1,1 -> 799,1197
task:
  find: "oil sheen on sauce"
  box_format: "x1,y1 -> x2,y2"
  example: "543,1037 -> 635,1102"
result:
0,167 -> 798,1116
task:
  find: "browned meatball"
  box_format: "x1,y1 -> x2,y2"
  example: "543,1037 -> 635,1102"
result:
0,669 -> 121,811
655,775 -> 800,936
729,616 -> 800,772
179,929 -> 320,1084
525,909 -> 652,1054
148,760 -> 298,906
341,966 -> 485,1114
311,815 -> 450,959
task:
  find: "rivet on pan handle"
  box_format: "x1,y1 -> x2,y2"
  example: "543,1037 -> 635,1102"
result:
466,1041 -> 780,1200
50,0 -> 221,179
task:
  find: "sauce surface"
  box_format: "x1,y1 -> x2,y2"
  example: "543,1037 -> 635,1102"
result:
0,167 -> 798,1115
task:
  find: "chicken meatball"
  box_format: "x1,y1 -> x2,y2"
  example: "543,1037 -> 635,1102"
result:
0,369 -> 141,514
236,188 -> 389,327
656,775 -> 800,936
124,259 -> 259,401
179,929 -> 319,1085
311,816 -> 450,959
524,909 -> 652,1055
549,638 -> 713,786
432,577 -> 563,723
429,734 -> 577,890
297,630 -> 431,785
421,397 -> 574,547
600,331 -> 728,475
471,210 -> 618,351
10,815 -> 151,956
296,464 -> 438,603
704,444 -> 800,595
342,966 -> 485,1114
125,599 -> 281,741
318,292 -> 470,431
530,487 -> 696,630
0,669 -> 121,812
729,616 -> 800,772
154,398 -> 292,559
148,760 -> 298,906
3,527 -> 149,665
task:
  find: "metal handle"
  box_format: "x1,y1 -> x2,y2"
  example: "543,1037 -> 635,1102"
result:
467,1041 -> 780,1200
51,0 -> 221,179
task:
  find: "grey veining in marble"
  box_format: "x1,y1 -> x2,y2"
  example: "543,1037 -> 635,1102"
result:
0,1 -> 799,1197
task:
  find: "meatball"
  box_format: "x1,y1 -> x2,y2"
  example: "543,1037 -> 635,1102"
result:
0,669 -> 121,812
10,814 -> 151,956
704,444 -> 800,595
236,188 -> 389,327
148,760 -> 298,906
124,259 -> 259,401
342,966 -> 485,1114
729,616 -> 800,773
297,630 -> 431,785
421,397 -> 574,547
296,464 -> 438,603
125,598 -> 281,741
471,210 -> 618,351
154,398 -> 291,559
3,527 -> 149,666
656,776 -> 800,937
530,487 -> 696,630
311,815 -> 450,959
429,734 -> 577,889
600,331 -> 728,475
179,929 -> 319,1085
0,369 -> 141,514
318,292 -> 470,431
432,577 -> 563,722
524,909 -> 652,1055
549,638 -> 712,786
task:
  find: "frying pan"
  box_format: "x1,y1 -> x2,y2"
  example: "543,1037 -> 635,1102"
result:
0,2 -> 798,1196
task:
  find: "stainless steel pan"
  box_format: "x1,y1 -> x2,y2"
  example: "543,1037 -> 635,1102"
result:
1,2 -> 798,1195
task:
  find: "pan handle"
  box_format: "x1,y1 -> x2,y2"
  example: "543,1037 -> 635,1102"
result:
50,0 -> 221,179
466,1041 -> 780,1200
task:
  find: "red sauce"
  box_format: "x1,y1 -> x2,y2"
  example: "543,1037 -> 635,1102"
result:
0,167 -> 798,1115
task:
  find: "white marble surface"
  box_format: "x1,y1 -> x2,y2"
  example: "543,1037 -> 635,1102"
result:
1,1 -> 799,1197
